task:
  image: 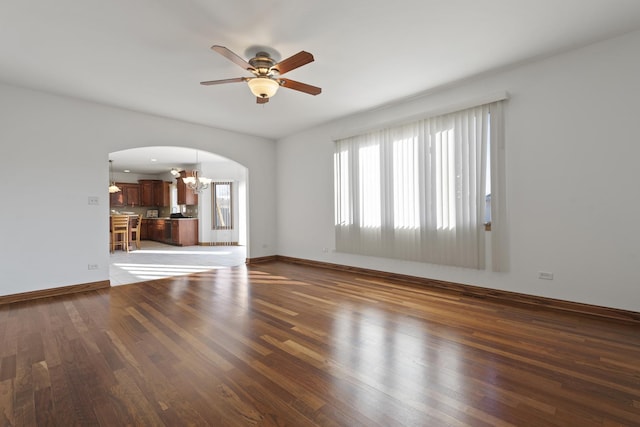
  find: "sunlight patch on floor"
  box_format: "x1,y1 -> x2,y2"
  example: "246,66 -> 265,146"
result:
132,249 -> 233,255
109,241 -> 246,286
113,263 -> 225,270
111,263 -> 223,282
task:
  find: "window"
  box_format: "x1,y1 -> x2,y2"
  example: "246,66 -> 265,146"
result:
334,100 -> 506,270
212,182 -> 233,230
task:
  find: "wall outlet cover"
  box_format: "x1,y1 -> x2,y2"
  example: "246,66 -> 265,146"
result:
538,271 -> 554,280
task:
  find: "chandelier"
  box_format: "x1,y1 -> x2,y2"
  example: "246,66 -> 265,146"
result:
108,160 -> 121,193
182,151 -> 212,194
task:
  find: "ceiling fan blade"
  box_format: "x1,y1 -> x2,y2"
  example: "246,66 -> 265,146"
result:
211,45 -> 254,71
273,51 -> 314,75
200,77 -> 247,86
257,97 -> 269,104
279,78 -> 322,96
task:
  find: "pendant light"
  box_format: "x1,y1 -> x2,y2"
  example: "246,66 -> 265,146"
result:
108,160 -> 121,193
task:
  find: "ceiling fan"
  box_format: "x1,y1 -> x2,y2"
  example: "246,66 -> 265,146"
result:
200,45 -> 322,104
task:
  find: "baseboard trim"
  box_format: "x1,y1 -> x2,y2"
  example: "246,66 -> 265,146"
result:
274,256 -> 640,324
199,242 -> 239,246
246,255 -> 278,264
0,280 -> 110,306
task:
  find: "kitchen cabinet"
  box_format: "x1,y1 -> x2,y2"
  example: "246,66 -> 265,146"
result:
140,219 -> 149,240
176,171 -> 198,206
110,183 -> 140,207
155,181 -> 171,207
139,180 -> 170,207
109,189 -> 123,207
143,218 -> 198,246
171,219 -> 198,246
147,219 -> 166,242
139,180 -> 154,206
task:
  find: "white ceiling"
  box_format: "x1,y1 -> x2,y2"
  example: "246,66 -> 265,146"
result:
3,1 -> 640,172
109,146 -> 229,175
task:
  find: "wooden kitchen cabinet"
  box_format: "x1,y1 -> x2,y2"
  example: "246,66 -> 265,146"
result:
139,180 -> 170,207
148,219 -> 166,242
109,189 -> 123,207
143,218 -> 198,246
176,171 -> 198,206
171,219 -> 198,246
139,180 -> 154,206
140,219 -> 149,240
155,181 -> 171,207
110,183 -> 140,207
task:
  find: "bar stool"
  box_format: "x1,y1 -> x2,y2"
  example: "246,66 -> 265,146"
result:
110,215 -> 130,253
130,215 -> 142,250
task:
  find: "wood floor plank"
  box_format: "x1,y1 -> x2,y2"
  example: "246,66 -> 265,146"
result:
0,261 -> 639,425
0,379 -> 15,427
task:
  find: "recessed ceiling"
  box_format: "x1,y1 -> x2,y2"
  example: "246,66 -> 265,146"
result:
2,1 -> 640,140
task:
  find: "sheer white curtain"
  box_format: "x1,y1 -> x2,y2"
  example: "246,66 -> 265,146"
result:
335,101 -> 506,270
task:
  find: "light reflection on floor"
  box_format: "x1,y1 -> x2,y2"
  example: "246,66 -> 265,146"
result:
109,241 -> 246,285
331,305 -> 448,418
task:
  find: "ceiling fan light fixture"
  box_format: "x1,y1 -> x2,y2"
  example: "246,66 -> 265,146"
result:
247,77 -> 279,99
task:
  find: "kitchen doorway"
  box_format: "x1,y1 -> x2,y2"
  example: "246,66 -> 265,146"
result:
108,146 -> 249,285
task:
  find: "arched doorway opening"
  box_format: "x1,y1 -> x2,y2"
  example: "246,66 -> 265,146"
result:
108,146 -> 248,285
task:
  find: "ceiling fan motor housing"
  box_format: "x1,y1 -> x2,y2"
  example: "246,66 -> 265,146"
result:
249,52 -> 277,76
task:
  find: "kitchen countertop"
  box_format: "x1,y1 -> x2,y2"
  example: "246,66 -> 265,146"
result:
143,217 -> 197,220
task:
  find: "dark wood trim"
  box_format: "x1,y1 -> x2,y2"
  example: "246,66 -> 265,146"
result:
0,280 -> 110,306
199,241 -> 239,246
275,255 -> 640,324
246,255 -> 277,264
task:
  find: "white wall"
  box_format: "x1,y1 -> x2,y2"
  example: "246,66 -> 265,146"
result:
277,30 -> 640,312
0,83 -> 276,296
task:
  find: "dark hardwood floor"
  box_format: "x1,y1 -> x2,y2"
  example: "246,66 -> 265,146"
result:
1,261 -> 639,426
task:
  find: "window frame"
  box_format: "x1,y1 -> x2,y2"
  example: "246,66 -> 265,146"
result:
211,181 -> 233,230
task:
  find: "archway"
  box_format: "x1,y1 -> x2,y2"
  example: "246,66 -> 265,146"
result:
108,146 -> 248,285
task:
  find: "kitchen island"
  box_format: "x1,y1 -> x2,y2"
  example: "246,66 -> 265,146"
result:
141,217 -> 198,246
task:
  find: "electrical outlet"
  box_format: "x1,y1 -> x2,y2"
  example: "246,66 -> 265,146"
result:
88,264 -> 99,270
88,196 -> 99,206
538,271 -> 554,280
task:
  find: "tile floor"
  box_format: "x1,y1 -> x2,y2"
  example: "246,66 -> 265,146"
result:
109,240 -> 246,286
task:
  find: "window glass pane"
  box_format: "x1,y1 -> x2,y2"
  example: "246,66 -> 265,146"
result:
213,182 -> 232,229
